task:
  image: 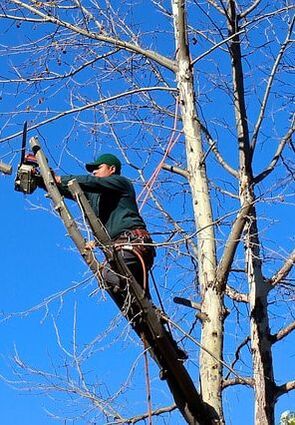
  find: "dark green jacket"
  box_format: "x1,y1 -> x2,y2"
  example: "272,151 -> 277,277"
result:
59,174 -> 146,239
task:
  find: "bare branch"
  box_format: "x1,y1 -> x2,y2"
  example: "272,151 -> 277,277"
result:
0,86 -> 177,143
116,405 -> 177,424
225,285 -> 249,303
240,6 -> 295,30
254,117 -> 295,184
216,201 -> 253,291
239,0 -> 262,19
9,0 -> 177,72
206,0 -> 226,15
276,381 -> 295,399
191,29 -> 245,66
161,162 -> 189,178
271,322 -> 295,343
222,377 -> 254,389
0,49 -> 120,84
0,13 -> 42,22
199,122 -> 239,178
225,337 -> 250,380
268,250 -> 295,287
251,17 -> 295,154
165,315 -> 249,383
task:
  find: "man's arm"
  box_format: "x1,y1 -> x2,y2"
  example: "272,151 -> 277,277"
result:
36,173 -> 74,200
59,175 -> 128,193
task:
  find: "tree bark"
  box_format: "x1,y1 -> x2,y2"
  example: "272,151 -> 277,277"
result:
227,2 -> 276,423
172,1 -> 224,422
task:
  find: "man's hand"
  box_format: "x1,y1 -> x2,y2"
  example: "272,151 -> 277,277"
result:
54,175 -> 61,184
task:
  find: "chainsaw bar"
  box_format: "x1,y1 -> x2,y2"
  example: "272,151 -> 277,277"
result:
20,121 -> 28,165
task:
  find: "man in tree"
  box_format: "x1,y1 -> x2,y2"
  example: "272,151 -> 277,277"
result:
44,153 -> 155,299
38,153 -> 187,367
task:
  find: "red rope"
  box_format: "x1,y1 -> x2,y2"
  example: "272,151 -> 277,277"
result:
138,98 -> 180,211
143,337 -> 153,425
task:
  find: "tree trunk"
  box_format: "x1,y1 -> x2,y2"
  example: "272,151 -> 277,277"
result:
172,1 -> 224,422
245,206 -> 276,425
227,2 -> 276,423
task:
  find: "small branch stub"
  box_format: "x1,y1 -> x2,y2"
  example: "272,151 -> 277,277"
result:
0,161 -> 12,175
173,297 -> 209,321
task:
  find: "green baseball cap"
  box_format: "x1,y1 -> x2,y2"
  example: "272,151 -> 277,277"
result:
85,153 -> 122,174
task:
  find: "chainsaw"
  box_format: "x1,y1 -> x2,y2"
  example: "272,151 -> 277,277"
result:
14,121 -> 40,194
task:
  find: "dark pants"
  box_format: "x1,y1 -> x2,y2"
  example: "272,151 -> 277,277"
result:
103,229 -> 155,303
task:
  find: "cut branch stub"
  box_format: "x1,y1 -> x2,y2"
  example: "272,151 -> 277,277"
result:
0,161 -> 12,175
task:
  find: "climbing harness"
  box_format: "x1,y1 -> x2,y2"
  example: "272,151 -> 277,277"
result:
112,228 -> 155,296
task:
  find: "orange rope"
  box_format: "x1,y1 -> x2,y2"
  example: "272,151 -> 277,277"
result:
131,248 -> 148,294
115,245 -> 149,295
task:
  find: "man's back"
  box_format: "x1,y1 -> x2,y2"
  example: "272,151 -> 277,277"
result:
59,174 -> 146,239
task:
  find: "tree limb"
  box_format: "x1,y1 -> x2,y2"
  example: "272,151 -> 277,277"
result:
166,316 -> 249,384
161,163 -> 189,178
206,0 -> 226,15
222,377 -> 254,389
267,250 -> 295,287
271,321 -> 295,343
198,122 -> 239,178
275,381 -> 295,399
117,404 -> 177,424
9,0 -> 177,72
251,17 -> 295,155
0,86 -> 177,144
191,29 -> 245,66
224,337 -> 251,381
239,0 -> 262,19
254,116 -> 295,184
0,49 -> 120,84
216,201 -> 253,291
225,285 -> 249,303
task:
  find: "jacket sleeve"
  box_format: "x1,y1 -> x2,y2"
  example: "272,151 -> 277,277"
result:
60,175 -> 128,194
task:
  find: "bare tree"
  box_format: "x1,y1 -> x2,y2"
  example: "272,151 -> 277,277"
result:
0,1 -> 294,424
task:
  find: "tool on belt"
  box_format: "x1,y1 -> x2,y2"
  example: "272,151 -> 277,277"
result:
111,228 -> 155,296
113,228 -> 155,269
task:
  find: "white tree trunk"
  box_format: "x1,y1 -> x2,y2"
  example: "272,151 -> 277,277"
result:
172,1 -> 224,422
